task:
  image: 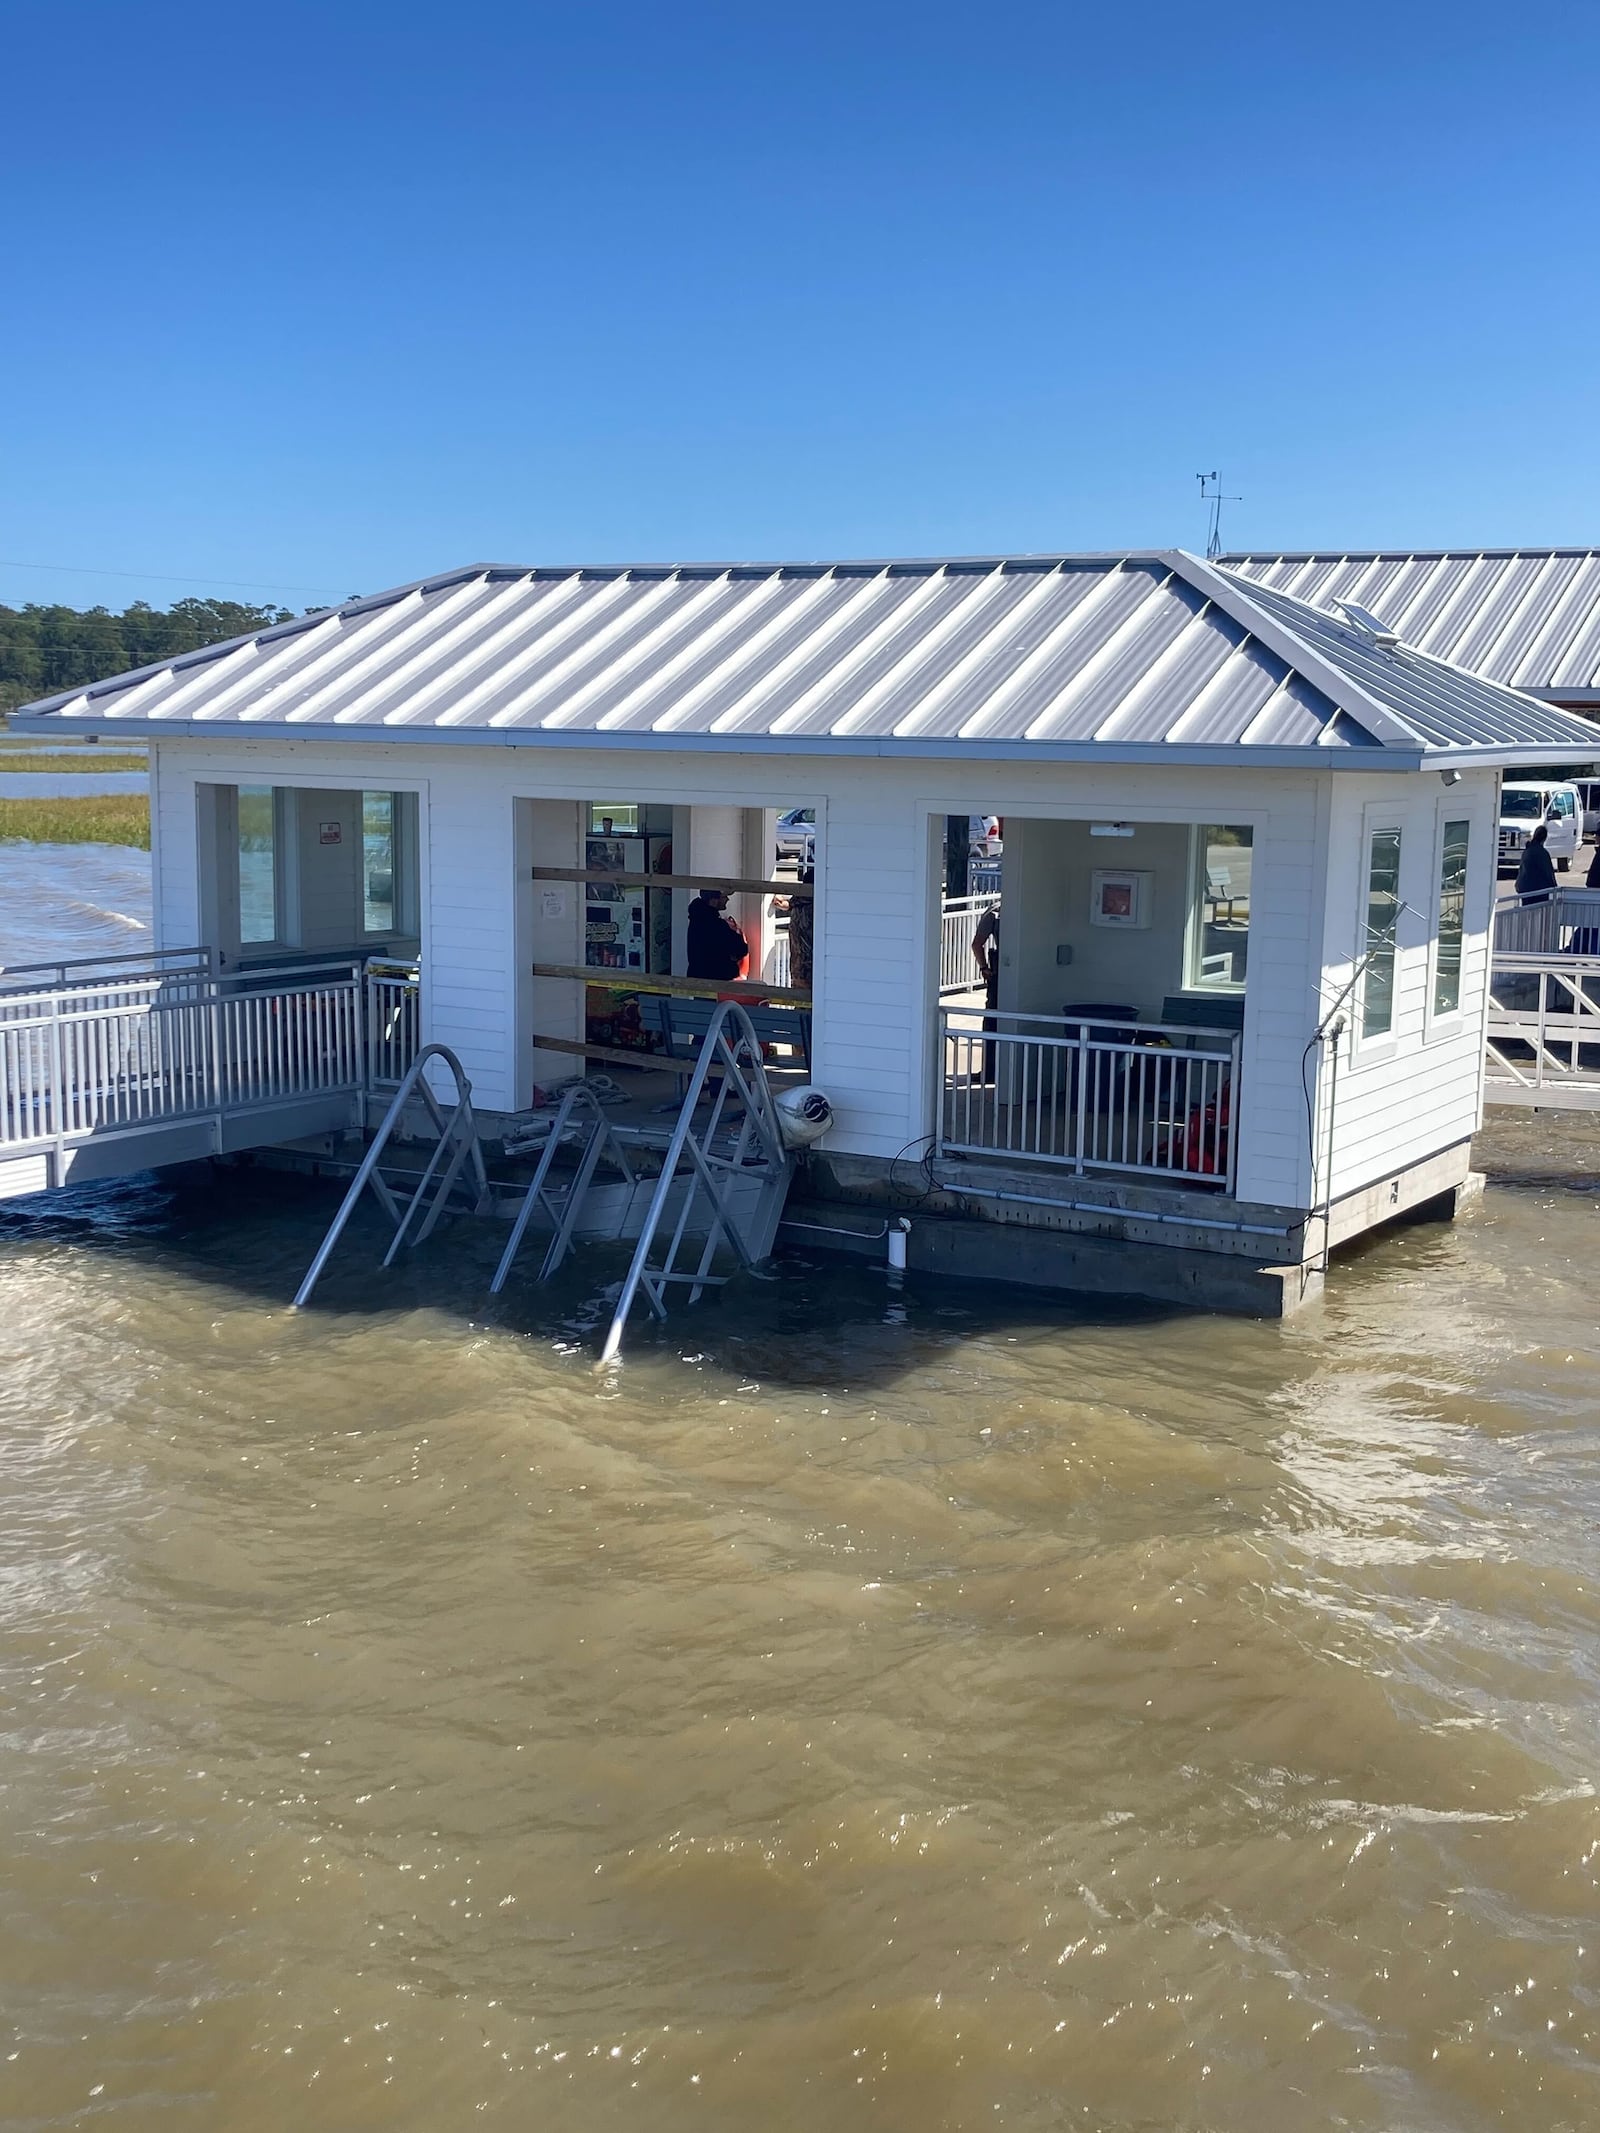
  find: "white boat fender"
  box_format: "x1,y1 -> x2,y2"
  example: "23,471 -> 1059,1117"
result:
775,1085 -> 834,1148
886,1218 -> 910,1272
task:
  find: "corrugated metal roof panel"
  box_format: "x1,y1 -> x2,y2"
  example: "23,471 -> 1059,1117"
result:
1223,549 -> 1600,695
16,550 -> 1600,762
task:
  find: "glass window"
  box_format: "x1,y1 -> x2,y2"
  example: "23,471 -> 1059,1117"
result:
1501,790 -> 1543,819
1434,819 -> 1469,1017
360,791 -> 421,937
1361,826 -> 1403,1038
238,786 -> 278,943
588,803 -> 640,834
363,791 -> 395,934
1188,825 -> 1252,990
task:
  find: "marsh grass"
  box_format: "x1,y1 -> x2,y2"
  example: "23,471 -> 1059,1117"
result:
0,793 -> 150,848
0,752 -> 149,773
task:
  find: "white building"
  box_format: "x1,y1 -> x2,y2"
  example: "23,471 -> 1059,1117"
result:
12,548 -> 1599,1317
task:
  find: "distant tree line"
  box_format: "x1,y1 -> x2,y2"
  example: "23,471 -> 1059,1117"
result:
0,595 -> 332,715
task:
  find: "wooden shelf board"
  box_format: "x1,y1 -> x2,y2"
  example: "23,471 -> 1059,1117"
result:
533,865 -> 811,898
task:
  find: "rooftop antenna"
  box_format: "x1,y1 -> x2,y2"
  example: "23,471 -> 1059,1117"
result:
1196,470 -> 1241,560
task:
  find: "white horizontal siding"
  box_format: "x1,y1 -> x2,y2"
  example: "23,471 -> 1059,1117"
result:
1316,770 -> 1498,1202
143,738 -> 1481,1202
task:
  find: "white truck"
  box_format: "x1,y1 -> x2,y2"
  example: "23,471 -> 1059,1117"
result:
1498,781 -> 1584,875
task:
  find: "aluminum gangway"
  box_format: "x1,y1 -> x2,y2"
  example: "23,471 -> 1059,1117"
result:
488,1081 -> 640,1294
1486,889 -> 1600,1108
292,1004 -> 795,1360
598,1000 -> 793,1364
292,1045 -> 491,1307
0,949 -> 373,1200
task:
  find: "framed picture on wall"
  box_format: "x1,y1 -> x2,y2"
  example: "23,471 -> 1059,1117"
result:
1089,869 -> 1152,928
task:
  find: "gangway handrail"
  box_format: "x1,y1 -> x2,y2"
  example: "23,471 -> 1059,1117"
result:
292,1043 -> 489,1309
488,1081 -> 638,1295
0,944 -> 212,995
599,999 -> 792,1366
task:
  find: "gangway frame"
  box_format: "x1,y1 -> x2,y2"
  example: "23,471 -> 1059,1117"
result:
292,1044 -> 490,1308
489,1082 -> 639,1294
600,1000 -> 793,1365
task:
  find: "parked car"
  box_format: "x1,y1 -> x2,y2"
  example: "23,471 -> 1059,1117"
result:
775,806 -> 815,862
969,814 -> 1002,860
1572,778 -> 1600,840
1498,781 -> 1584,874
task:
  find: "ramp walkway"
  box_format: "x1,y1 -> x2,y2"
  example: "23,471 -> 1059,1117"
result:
1486,891 -> 1600,1108
0,949 -> 373,1201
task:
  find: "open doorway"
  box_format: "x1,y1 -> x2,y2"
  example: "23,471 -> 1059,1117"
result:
515,797 -> 816,1124
931,815 -> 1249,1190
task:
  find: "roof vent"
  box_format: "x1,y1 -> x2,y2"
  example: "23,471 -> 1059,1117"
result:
1336,599 -> 1401,649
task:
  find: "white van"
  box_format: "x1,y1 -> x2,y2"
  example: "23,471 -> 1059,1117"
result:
1572,778 -> 1600,840
1498,781 -> 1584,874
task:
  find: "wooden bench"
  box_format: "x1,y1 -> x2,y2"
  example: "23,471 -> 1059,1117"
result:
636,992 -> 812,1074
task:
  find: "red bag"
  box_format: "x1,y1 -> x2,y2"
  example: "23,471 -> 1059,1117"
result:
1182,1081 -> 1231,1175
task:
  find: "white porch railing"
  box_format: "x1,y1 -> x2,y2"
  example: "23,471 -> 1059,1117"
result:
762,928 -> 791,989
939,893 -> 1002,999
1485,955 -> 1600,1093
365,957 -> 422,1089
0,945 -> 212,994
937,1007 -> 1240,1189
1492,888 -> 1600,957
0,958 -> 371,1163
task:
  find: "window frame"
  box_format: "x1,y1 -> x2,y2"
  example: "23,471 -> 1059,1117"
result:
358,789 -> 421,944
235,783 -> 293,955
1352,809 -> 1406,1064
1424,806 -> 1473,1039
1182,823 -> 1253,996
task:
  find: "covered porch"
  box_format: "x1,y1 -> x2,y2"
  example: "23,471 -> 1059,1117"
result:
933,816 -> 1249,1191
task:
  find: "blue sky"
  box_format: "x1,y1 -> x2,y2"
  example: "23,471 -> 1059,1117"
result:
5,1 -> 1599,610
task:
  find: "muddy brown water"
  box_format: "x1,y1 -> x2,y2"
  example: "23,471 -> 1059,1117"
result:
3,849 -> 1600,2131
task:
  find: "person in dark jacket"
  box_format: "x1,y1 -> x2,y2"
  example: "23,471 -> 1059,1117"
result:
1516,824 -> 1558,903
1573,840 -> 1600,955
685,889 -> 748,980
787,865 -> 814,989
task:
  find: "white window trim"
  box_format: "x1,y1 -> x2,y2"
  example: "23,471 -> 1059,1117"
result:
1423,802 -> 1473,1043
1351,808 -> 1406,1067
358,790 -> 419,943
237,784 -> 297,957
1181,824 -> 1251,996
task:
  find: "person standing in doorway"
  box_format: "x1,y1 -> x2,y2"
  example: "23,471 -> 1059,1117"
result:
788,865 -> 815,990
686,888 -> 749,981
1516,824 -> 1557,904
972,901 -> 1001,1080
972,902 -> 1001,1009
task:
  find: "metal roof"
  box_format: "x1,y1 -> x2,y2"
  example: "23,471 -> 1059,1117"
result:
15,550 -> 1599,767
1222,549 -> 1600,700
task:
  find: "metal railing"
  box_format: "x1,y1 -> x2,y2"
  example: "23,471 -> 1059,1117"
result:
1485,956 -> 1600,1091
1,962 -> 365,1158
0,945 -> 211,997
939,892 -> 1002,998
969,859 -> 1002,896
762,928 -> 791,989
293,1043 -> 490,1309
937,1007 -> 1240,1189
1492,888 -> 1600,957
365,957 -> 421,1088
